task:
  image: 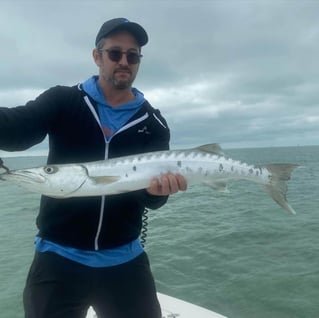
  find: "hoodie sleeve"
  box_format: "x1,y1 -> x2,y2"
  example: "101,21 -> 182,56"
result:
137,189 -> 169,210
0,86 -> 68,151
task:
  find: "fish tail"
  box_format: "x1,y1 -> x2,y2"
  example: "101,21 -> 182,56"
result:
263,164 -> 299,215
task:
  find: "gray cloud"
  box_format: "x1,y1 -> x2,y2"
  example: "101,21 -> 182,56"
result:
0,0 -> 318,157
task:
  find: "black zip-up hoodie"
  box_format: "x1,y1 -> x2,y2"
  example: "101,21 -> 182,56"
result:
0,85 -> 170,250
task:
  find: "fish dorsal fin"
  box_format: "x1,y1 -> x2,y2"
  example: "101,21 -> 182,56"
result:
196,143 -> 224,156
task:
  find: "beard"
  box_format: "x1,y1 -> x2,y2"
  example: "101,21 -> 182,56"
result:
107,67 -> 137,90
112,78 -> 132,90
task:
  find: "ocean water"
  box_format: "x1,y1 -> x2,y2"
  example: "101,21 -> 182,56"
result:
0,146 -> 318,318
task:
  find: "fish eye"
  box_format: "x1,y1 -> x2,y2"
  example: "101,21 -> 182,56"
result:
43,166 -> 58,174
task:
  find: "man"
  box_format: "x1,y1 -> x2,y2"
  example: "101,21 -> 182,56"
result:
0,18 -> 187,318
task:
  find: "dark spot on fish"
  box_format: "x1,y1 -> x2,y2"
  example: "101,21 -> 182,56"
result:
177,160 -> 182,168
125,173 -> 128,178
249,168 -> 254,174
255,170 -> 259,176
133,166 -> 137,172
186,167 -> 192,173
219,164 -> 224,172
231,166 -> 234,172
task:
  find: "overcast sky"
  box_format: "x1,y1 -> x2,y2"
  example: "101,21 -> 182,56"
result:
1,0 -> 318,156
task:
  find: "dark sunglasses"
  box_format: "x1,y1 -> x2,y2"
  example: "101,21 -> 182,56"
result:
100,48 -> 143,64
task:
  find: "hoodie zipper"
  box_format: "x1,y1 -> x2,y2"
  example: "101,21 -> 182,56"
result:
83,95 -> 149,250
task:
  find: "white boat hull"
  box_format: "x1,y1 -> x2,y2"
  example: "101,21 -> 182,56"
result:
86,292 -> 227,318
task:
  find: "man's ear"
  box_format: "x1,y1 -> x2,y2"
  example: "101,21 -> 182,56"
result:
93,48 -> 102,67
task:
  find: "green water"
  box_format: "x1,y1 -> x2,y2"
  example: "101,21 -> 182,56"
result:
1,146 -> 318,317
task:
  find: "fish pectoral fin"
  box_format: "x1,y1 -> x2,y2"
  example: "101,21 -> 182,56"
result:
202,180 -> 229,193
90,176 -> 121,184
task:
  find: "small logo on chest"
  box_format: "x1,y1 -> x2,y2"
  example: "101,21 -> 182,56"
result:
137,126 -> 151,135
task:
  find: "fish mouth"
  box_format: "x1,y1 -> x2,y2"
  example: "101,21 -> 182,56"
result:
0,170 -> 46,184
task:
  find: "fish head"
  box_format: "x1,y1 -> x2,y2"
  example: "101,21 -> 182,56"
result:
0,164 -> 89,198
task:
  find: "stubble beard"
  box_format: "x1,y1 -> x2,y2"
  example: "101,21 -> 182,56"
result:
111,77 -> 132,90
107,69 -> 137,90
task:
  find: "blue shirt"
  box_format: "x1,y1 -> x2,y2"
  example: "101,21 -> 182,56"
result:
35,237 -> 144,268
82,75 -> 145,141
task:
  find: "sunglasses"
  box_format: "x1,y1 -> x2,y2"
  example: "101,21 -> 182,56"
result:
100,48 -> 143,65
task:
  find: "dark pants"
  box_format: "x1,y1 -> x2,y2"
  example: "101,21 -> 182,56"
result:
23,251 -> 161,318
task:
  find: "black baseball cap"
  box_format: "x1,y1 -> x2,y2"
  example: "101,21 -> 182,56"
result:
95,18 -> 148,47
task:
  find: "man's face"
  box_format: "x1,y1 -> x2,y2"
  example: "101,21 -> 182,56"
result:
94,31 -> 141,90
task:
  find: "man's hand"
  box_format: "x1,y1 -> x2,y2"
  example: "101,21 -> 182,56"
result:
146,173 -> 187,196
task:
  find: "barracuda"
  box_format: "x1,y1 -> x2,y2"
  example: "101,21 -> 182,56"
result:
0,144 -> 299,214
